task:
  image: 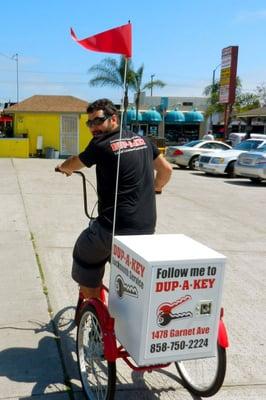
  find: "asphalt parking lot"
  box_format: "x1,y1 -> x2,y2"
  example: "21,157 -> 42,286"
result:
0,158 -> 265,399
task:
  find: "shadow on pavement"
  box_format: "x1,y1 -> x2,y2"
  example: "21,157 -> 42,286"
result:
0,307 -> 80,396
224,179 -> 266,187
0,332 -> 64,395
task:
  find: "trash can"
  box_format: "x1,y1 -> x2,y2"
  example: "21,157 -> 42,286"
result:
45,147 -> 55,159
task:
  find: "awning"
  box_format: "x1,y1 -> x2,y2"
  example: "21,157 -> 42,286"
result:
0,116 -> 13,122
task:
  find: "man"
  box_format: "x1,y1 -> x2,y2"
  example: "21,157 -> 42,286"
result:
56,98 -> 172,306
202,130 -> 214,141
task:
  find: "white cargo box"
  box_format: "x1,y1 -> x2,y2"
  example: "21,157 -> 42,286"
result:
108,234 -> 226,366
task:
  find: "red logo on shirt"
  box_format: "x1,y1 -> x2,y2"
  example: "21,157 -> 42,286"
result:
110,137 -> 147,153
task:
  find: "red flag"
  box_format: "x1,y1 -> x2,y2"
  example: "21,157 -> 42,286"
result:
70,23 -> 132,58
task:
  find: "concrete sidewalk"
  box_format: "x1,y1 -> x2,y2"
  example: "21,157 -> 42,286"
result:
0,158 -> 265,399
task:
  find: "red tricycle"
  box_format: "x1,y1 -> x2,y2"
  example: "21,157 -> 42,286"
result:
73,171 -> 229,400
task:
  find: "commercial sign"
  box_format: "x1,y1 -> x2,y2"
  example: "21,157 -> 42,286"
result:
109,234 -> 226,366
219,46 -> 238,104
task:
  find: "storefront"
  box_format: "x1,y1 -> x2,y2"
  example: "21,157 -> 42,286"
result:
126,107 -> 162,138
126,107 -> 204,146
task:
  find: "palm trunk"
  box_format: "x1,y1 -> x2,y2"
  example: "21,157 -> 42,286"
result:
135,91 -> 140,133
123,85 -> 129,128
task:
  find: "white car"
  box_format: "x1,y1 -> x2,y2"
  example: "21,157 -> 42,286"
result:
198,139 -> 266,178
165,140 -> 231,170
235,144 -> 266,183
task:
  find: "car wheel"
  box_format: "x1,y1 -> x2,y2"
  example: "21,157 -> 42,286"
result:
189,155 -> 199,170
250,177 -> 262,184
226,161 -> 236,178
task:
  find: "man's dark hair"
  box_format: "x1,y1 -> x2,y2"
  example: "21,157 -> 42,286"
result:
87,98 -> 119,117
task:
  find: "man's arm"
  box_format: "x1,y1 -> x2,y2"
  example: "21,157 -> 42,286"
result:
55,155 -> 85,176
153,154 -> 172,193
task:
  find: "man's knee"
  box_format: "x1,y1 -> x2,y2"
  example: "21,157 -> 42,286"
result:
72,258 -> 105,288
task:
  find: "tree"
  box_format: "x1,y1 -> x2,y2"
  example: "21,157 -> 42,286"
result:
203,80 -> 224,118
88,56 -> 136,124
88,56 -> 166,130
131,65 -> 166,129
256,83 -> 266,106
203,77 -> 261,122
234,93 -> 260,113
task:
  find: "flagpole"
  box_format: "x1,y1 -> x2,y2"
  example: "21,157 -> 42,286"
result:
111,56 -> 129,243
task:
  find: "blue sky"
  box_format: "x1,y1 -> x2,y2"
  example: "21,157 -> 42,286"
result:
1,0 -> 265,105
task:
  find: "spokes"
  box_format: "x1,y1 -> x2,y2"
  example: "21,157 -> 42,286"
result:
78,310 -> 110,399
178,356 -> 218,389
176,344 -> 226,397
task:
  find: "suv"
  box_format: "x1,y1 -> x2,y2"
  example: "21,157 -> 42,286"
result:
198,139 -> 266,178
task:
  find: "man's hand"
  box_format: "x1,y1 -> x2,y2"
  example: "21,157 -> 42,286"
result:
55,165 -> 72,176
55,156 -> 85,176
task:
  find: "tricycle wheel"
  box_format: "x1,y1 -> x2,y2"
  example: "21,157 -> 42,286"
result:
77,304 -> 116,400
175,343 -> 226,397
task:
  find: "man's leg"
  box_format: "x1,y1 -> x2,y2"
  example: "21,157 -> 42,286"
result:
71,220 -> 112,322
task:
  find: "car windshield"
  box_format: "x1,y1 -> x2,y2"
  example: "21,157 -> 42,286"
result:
233,140 -> 263,151
183,140 -> 202,147
252,144 -> 266,152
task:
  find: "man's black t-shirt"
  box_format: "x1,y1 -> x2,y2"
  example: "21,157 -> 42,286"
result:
79,129 -> 160,234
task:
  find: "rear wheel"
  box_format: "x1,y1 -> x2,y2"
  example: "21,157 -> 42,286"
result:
77,304 -> 116,400
175,343 -> 226,397
189,155 -> 199,170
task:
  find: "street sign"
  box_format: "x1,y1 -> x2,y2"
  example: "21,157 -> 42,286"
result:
219,46 -> 238,104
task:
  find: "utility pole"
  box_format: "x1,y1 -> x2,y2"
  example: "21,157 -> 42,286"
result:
150,74 -> 155,97
210,63 -> 221,130
0,52 -> 19,103
12,53 -> 19,103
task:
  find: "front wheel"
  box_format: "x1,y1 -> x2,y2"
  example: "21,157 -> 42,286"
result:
175,343 -> 226,397
77,304 -> 116,400
226,161 -> 236,178
189,155 -> 199,170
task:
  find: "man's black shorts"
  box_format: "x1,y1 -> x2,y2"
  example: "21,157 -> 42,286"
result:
72,219 -> 112,288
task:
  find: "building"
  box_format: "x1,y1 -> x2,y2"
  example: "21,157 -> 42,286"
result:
236,106 -> 266,134
2,95 -> 91,158
128,93 -> 207,144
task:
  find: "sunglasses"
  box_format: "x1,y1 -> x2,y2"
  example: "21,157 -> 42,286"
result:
86,115 -> 111,128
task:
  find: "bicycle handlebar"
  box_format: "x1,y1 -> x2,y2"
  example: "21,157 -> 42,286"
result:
55,167 -> 160,220
73,171 -> 91,219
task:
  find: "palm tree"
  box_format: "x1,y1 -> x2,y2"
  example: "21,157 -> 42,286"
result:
132,65 -> 166,130
88,56 -> 135,125
203,77 -> 242,118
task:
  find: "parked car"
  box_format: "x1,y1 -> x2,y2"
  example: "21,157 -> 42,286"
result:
235,144 -> 266,183
165,140 -> 231,170
229,132 -> 266,147
198,139 -> 266,178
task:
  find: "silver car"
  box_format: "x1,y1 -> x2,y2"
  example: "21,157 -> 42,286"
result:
165,140 -> 231,170
198,139 -> 266,178
235,144 -> 266,183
